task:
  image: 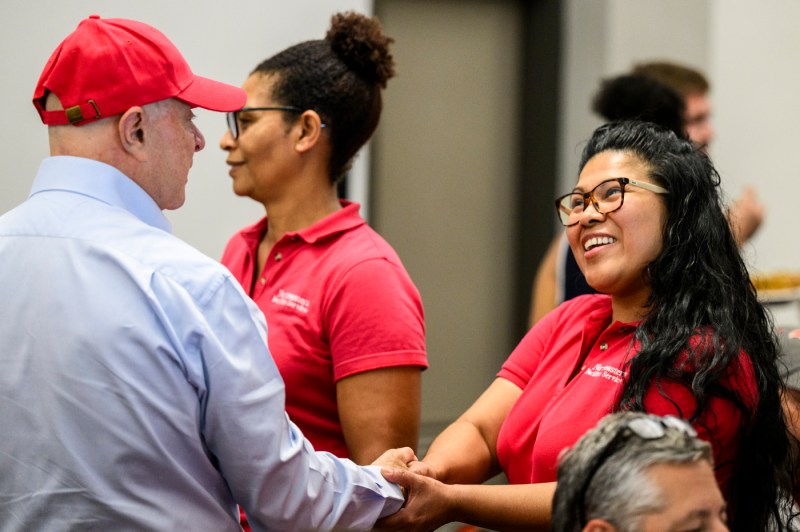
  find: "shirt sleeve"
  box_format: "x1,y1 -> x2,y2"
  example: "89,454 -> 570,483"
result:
160,274 -> 404,531
497,303 -> 562,389
324,257 -> 427,381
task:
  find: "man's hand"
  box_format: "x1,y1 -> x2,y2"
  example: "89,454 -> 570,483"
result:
371,447 -> 416,470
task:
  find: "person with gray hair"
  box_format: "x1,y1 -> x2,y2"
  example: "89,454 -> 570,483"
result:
552,412 -> 728,532
0,14 -> 411,530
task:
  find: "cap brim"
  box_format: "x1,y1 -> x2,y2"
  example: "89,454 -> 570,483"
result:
176,75 -> 246,112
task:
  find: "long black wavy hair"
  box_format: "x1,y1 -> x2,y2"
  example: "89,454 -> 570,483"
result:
252,11 -> 395,184
579,121 -> 795,531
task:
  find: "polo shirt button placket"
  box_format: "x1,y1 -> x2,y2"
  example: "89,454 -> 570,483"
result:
599,342 -> 608,351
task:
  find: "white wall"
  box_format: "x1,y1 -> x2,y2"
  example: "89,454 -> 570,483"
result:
709,0 -> 800,274
0,0 -> 370,259
561,0 -> 799,274
559,0 -> 708,191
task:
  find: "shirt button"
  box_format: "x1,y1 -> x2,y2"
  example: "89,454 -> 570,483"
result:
259,278 -> 266,285
275,252 -> 282,261
600,342 -> 608,351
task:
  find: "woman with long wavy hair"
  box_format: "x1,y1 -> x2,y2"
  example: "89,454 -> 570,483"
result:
378,120 -> 795,531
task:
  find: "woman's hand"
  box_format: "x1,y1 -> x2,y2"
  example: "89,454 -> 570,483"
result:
374,468 -> 454,532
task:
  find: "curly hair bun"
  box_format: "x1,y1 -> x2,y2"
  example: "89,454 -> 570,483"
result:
326,11 -> 396,88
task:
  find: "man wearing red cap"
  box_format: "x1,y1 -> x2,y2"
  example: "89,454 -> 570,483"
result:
0,15 -> 409,530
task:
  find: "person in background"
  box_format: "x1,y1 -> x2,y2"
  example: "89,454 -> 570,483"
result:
529,61 -> 763,327
377,121 -> 795,531
0,15 -> 411,530
552,412 -> 728,532
632,61 -> 763,247
219,11 -> 427,527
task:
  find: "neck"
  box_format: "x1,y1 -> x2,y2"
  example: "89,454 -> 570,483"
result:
610,291 -> 652,324
262,185 -> 341,246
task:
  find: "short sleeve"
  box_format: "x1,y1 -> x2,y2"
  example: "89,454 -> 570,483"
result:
498,300 -> 571,389
324,258 -> 427,381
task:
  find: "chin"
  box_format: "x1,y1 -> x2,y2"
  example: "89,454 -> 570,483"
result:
583,275 -> 611,294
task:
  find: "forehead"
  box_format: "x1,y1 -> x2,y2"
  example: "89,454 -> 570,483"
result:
642,460 -> 723,527
242,73 -> 278,106
576,150 -> 651,189
684,92 -> 711,115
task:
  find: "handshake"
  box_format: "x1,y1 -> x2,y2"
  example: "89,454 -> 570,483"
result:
372,448 -> 449,531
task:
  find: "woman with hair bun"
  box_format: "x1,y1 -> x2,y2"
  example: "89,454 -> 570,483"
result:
219,13 -> 427,526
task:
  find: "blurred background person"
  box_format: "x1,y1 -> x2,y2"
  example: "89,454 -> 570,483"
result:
552,412 -> 728,532
633,61 -> 763,247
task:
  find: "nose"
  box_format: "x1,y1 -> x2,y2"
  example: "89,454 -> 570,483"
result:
219,128 -> 236,151
578,198 -> 604,226
193,124 -> 206,152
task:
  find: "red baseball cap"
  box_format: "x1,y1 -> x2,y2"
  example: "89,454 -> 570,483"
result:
33,15 -> 246,126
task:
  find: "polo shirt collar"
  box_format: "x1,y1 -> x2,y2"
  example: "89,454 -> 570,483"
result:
293,201 -> 364,244
583,295 -> 640,334
244,201 -> 366,246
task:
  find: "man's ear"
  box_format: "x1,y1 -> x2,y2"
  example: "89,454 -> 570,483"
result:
118,107 -> 146,158
582,518 -> 617,532
294,110 -> 325,154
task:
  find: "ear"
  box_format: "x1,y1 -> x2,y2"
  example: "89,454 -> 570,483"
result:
294,110 -> 325,154
118,107 -> 146,159
583,518 -> 617,532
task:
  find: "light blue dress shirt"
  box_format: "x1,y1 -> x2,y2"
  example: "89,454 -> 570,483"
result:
0,156 -> 403,531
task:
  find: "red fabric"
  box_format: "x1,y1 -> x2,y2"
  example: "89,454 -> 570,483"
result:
34,16 -> 244,125
221,201 -> 427,457
496,294 -> 757,496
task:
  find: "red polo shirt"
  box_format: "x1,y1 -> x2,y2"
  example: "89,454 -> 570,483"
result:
497,294 -> 756,497
221,201 -> 427,457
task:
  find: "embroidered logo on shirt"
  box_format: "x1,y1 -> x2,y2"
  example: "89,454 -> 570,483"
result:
584,363 -> 625,384
272,289 -> 310,314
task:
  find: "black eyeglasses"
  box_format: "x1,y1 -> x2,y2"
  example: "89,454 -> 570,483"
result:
554,177 -> 669,227
225,106 -> 303,140
577,415 -> 696,526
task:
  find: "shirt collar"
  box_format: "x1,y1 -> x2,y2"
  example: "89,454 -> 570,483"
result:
584,295 -> 640,332
30,156 -> 171,233
293,200 -> 364,244
242,200 -> 366,246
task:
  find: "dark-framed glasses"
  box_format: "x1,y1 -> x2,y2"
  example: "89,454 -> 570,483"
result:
554,177 -> 669,227
577,415 -> 696,526
225,106 -> 303,140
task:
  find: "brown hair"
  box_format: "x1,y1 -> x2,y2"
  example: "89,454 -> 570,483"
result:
632,61 -> 709,98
